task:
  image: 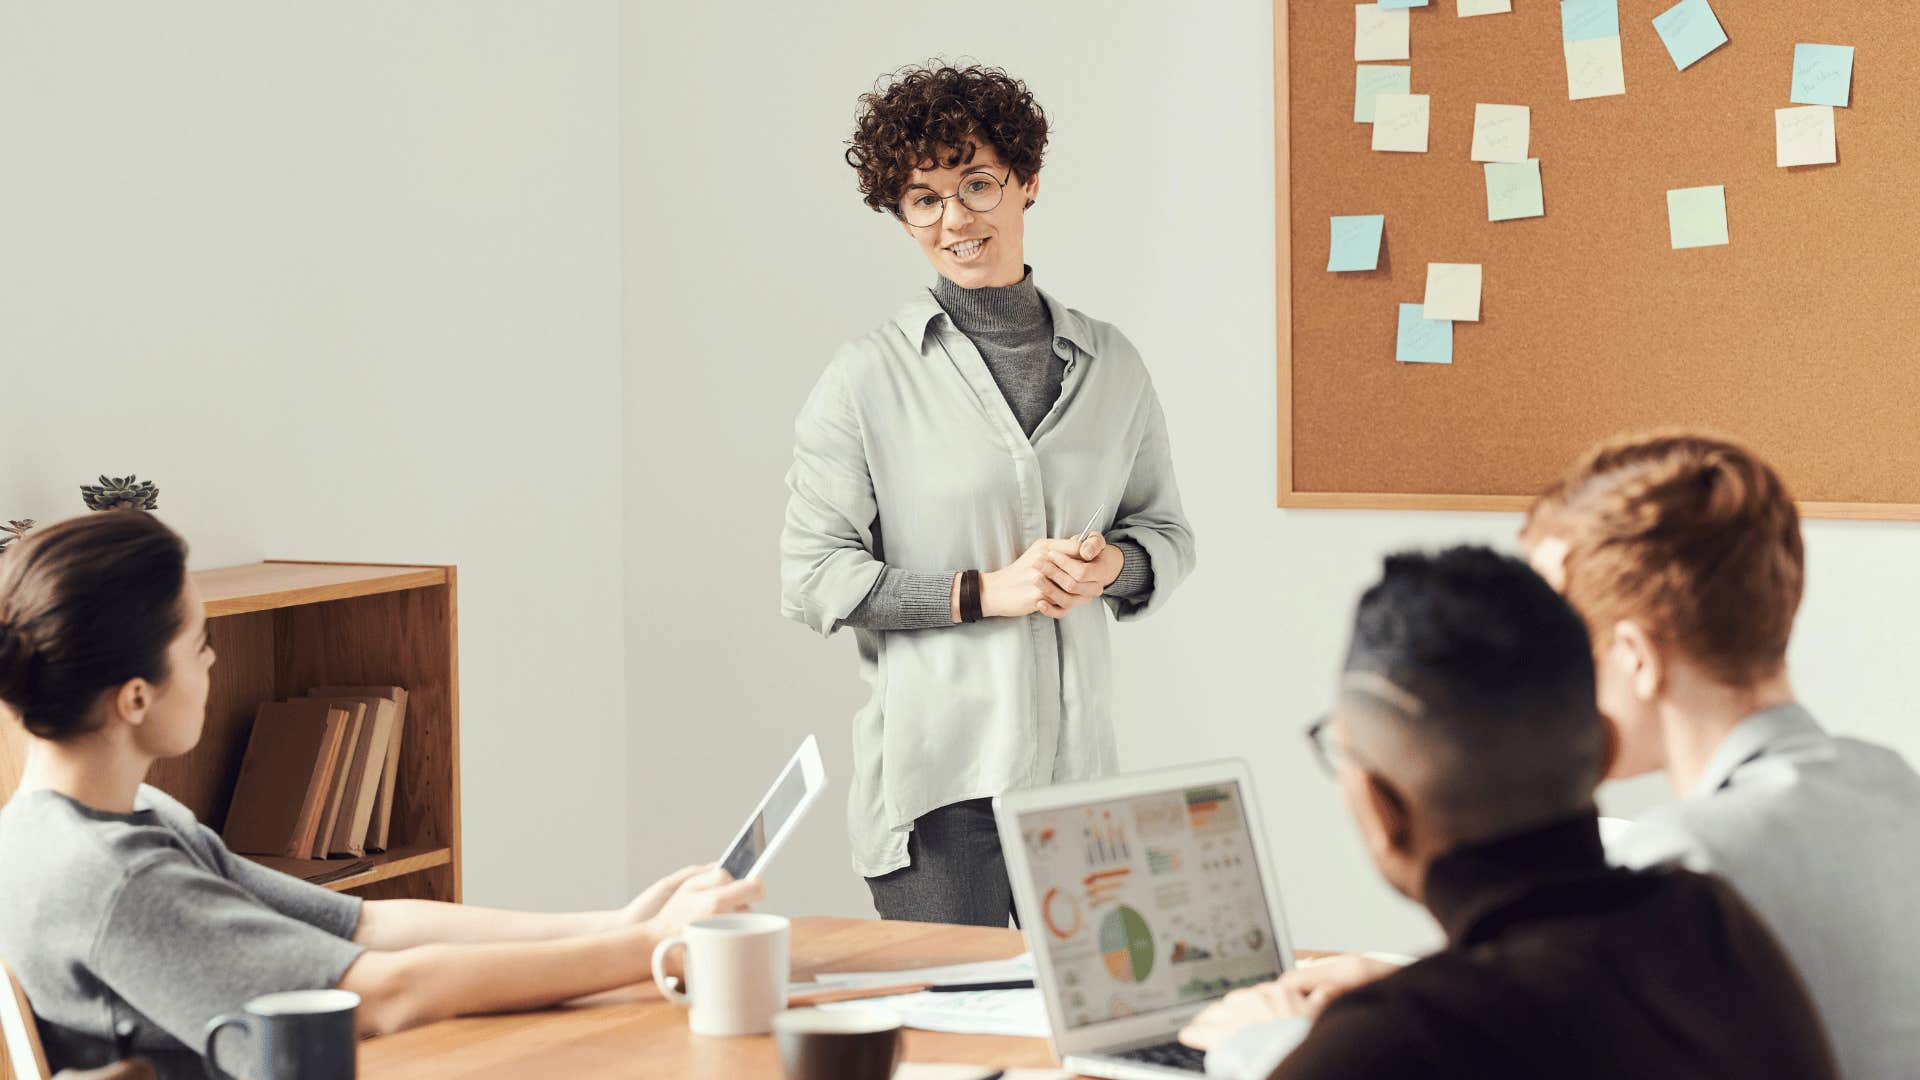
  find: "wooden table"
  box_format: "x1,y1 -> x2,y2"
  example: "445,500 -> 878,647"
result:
359,916 -> 1070,1078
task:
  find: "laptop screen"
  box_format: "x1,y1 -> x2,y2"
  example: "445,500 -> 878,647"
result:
1012,780 -> 1285,1029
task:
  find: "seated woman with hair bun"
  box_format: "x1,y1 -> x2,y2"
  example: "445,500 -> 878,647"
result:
0,513 -> 762,1079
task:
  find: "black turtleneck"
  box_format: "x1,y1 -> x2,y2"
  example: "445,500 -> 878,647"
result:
1269,813 -> 1836,1080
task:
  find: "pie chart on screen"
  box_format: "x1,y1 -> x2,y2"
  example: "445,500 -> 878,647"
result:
1100,905 -> 1155,983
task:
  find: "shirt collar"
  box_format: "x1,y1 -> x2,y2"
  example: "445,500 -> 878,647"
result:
1422,813 -> 1616,946
1688,702 -> 1826,798
891,279 -> 1099,360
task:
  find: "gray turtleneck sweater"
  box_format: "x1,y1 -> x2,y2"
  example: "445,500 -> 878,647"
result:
843,270 -> 1153,630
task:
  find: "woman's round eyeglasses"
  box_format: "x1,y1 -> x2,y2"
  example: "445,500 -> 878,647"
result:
897,167 -> 1013,228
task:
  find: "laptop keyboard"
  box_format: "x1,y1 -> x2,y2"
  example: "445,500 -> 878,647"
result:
1113,1039 -> 1208,1072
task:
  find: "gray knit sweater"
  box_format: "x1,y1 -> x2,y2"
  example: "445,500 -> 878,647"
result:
843,270 -> 1153,630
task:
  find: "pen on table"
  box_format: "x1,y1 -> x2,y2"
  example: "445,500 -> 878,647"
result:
926,979 -> 1035,992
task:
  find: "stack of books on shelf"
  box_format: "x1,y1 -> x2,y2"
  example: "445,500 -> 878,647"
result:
223,686 -> 409,863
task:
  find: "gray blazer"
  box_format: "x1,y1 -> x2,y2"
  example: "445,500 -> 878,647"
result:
1610,704 -> 1920,1080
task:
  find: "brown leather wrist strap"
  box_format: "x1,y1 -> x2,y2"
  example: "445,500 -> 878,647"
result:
960,570 -> 984,623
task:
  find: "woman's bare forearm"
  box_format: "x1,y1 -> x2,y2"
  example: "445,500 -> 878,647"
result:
341,923 -> 658,1036
354,898 -> 620,950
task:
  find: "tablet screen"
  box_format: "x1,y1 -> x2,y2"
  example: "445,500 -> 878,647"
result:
721,754 -> 810,880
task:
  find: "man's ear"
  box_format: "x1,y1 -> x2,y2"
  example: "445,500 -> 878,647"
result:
1362,770 -> 1414,859
1610,619 -> 1663,701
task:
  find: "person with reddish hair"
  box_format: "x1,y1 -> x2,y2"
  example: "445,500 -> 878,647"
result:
1513,431 -> 1920,1078
781,62 -> 1195,923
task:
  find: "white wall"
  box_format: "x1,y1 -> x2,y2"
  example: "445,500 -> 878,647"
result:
0,2 -> 630,912
625,0 -> 1920,955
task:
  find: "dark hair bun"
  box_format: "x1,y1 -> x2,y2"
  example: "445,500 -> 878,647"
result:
0,620 -> 33,711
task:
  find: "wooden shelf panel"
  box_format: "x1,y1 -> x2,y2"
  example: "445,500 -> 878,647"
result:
196,562 -> 448,617
244,846 -> 452,893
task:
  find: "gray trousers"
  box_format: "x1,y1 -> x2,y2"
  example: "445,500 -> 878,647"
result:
865,798 -> 1020,927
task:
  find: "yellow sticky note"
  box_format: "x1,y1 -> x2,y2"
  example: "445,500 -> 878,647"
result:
1775,106 -> 1836,167
1470,105 -> 1530,163
1565,36 -> 1626,100
1423,263 -> 1483,322
1356,3 -> 1411,62
1371,94 -> 1430,153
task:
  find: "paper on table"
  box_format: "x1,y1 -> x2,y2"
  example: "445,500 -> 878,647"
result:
1457,0 -> 1511,15
1371,93 -> 1430,152
1396,304 -> 1454,365
819,989 -> 1050,1039
895,1067 -> 1072,1080
1565,35 -> 1626,100
1485,159 -> 1544,221
803,953 -> 1033,990
1667,185 -> 1729,249
1776,106 -> 1836,168
1651,0 -> 1727,71
1792,44 -> 1854,108
1355,65 -> 1412,123
1423,263 -> 1482,322
1470,104 -> 1529,162
1355,3 -> 1411,61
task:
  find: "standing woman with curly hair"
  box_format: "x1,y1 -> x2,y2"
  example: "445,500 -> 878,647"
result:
781,62 -> 1196,924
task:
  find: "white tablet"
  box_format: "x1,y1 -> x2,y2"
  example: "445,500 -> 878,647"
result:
718,734 -> 827,881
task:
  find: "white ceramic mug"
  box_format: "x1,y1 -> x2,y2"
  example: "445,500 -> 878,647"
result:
650,913 -> 790,1036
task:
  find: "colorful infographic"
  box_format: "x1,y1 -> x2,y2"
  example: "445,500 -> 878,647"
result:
1017,782 -> 1285,1028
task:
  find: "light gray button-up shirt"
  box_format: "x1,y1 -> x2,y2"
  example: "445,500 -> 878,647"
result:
781,285 -> 1195,877
1608,704 -> 1920,1080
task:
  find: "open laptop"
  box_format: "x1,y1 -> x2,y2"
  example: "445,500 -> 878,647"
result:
995,761 -> 1296,1079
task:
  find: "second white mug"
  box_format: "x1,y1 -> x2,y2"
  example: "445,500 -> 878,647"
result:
650,912 -> 790,1036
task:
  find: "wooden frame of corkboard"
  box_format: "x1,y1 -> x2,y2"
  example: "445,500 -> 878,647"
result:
1274,2 -> 1920,521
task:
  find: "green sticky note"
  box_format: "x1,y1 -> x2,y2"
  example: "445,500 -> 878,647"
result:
1485,159 -> 1544,221
1355,65 -> 1412,123
1329,215 -> 1386,271
1396,304 -> 1453,364
1667,185 -> 1728,249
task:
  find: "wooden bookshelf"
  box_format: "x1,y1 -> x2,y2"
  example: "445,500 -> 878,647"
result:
0,561 -> 461,902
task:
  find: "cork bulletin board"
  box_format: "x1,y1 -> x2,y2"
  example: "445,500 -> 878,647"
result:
1275,2 -> 1920,518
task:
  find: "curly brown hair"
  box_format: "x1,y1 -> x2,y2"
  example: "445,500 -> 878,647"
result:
845,62 -> 1049,216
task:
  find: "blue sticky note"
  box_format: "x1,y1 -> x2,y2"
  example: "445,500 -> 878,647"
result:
1652,0 -> 1727,71
1792,43 -> 1854,107
1561,0 -> 1619,43
1485,160 -> 1545,221
1396,304 -> 1453,364
1329,215 -> 1386,272
1378,0 -> 1430,7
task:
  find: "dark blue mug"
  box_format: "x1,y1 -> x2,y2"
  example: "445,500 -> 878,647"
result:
203,989 -> 359,1079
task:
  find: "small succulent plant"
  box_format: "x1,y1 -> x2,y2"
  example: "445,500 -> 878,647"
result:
0,519 -> 34,555
81,475 -> 160,512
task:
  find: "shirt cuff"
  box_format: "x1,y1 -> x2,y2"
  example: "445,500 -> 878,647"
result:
1105,539 -> 1154,599
1205,1017 -> 1313,1079
842,566 -> 955,630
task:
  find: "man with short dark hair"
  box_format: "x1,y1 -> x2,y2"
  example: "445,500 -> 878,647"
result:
1185,547 -> 1836,1080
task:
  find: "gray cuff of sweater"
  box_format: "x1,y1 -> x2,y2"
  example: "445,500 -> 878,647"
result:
841,566 -> 955,631
1106,539 -> 1154,599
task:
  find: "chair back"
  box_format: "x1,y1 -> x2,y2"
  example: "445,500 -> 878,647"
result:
0,958 -> 50,1080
